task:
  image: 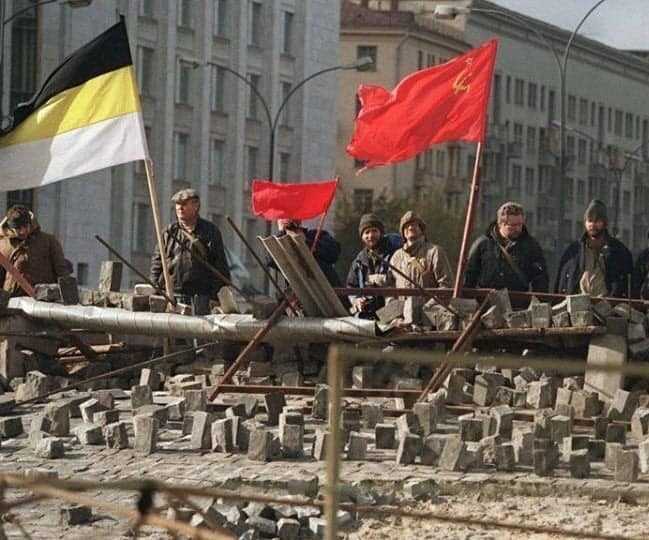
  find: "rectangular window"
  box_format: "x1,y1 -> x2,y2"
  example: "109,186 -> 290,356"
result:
173,132 -> 189,180
137,46 -> 154,97
567,95 -> 576,121
567,135 -> 575,160
139,0 -> 154,17
625,113 -> 634,138
210,139 -> 225,184
245,219 -> 258,262
210,65 -> 226,112
176,61 -> 191,104
353,189 -> 373,213
280,81 -> 292,126
511,165 -> 522,191
134,203 -> 152,253
505,76 -> 511,104
76,263 -> 89,286
357,45 -> 377,71
9,9 -> 37,109
513,123 -> 523,143
525,167 -> 535,195
588,178 -> 597,200
608,108 -> 612,132
213,0 -> 228,37
514,78 -> 524,106
417,50 -> 423,70
590,102 -> 596,126
540,85 -> 546,111
279,153 -> 290,181
249,1 -> 262,46
527,82 -> 537,109
526,126 -> 536,155
579,98 -> 588,125
577,179 -> 585,204
177,0 -> 192,28
435,151 -> 445,176
426,53 -> 435,67
424,149 -> 433,171
614,109 -> 623,135
135,126 -> 152,174
282,11 -> 293,54
247,73 -> 260,119
247,146 -> 258,181
578,139 -> 587,164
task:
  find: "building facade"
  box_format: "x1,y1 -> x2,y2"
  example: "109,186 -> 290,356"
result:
0,0 -> 340,289
339,0 -> 649,278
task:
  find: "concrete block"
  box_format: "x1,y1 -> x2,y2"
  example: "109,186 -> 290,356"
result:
375,423 -> 396,450
413,402 -> 438,436
458,414 -> 483,442
44,402 -> 70,436
505,310 -> 531,329
190,411 -> 213,450
495,442 -> 516,471
281,423 -> 304,458
439,435 -> 471,471
569,449 -> 590,478
60,505 -> 92,526
93,409 -> 119,427
133,415 -> 158,455
183,389 -> 206,412
313,430 -> 330,461
473,375 -> 497,406
123,294 -> 149,311
639,439 -> 649,473
512,429 -> 534,466
615,450 -> 639,482
347,431 -> 368,460
585,335 -> 627,402
98,261 -> 122,293
421,434 -> 445,466
311,385 -> 328,420
235,395 -> 259,418
550,415 -> 572,444
211,418 -> 234,453
594,416 -> 609,440
571,391 -> 602,418
103,422 -> 128,449
139,369 -> 161,391
58,276 -> 79,305
632,407 -> 649,442
562,435 -> 590,461
605,423 -> 626,444
605,442 -> 623,470
491,405 -> 514,440
493,288 -> 512,314
396,433 -> 421,465
263,393 -> 286,426
527,381 -> 553,409
136,404 -> 168,428
73,423 -> 104,445
130,385 -> 153,409
533,447 -> 554,476
608,389 -> 638,422
531,303 -> 551,329
277,517 -> 300,540
34,283 -> 60,302
481,304 -> 504,329
35,437 -> 65,459
248,429 -> 273,462
396,412 -> 420,437
361,402 -> 383,429
0,416 -> 23,438
570,310 -> 593,327
165,398 -> 186,422
92,390 -> 115,410
588,439 -> 606,461
567,294 -> 590,314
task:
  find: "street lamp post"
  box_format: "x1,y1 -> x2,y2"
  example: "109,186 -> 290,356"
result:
434,1 -> 608,254
191,56 -> 373,290
0,0 -> 93,129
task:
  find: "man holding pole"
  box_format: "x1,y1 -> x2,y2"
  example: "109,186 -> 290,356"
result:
150,189 -> 230,309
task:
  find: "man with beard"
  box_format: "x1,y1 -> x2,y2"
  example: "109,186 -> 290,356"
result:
555,199 -> 633,297
346,213 -> 400,319
464,202 -> 548,292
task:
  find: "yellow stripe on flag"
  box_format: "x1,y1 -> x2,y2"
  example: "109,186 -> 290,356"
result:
0,66 -> 141,148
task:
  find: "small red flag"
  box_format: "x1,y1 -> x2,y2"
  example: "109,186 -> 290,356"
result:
347,39 -> 498,169
251,179 -> 338,220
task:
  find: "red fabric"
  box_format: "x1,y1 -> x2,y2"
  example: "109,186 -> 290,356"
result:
251,179 -> 338,220
346,39 -> 498,169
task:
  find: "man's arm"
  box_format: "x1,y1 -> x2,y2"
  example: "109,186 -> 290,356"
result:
463,237 -> 484,289
150,228 -> 168,287
528,239 -> 549,293
430,245 -> 454,289
49,236 -> 70,278
553,244 -> 574,294
208,226 -> 231,284
311,230 -> 340,265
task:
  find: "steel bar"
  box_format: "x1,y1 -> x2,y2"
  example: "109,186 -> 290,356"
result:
215,384 -> 420,398
325,346 -> 342,540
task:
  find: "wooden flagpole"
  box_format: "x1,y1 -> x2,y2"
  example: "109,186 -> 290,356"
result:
144,159 -> 174,304
452,142 -> 483,298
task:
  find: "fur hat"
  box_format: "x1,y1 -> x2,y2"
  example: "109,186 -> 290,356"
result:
358,213 -> 384,237
399,210 -> 426,239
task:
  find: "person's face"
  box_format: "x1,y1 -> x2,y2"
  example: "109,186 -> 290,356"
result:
585,218 -> 606,239
13,224 -> 30,241
498,213 -> 525,240
404,221 -> 423,242
361,227 -> 382,249
175,199 -> 200,223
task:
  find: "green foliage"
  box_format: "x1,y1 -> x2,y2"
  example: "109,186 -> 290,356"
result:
334,190 -> 466,280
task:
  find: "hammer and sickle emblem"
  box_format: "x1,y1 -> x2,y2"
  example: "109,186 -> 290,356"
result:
453,58 -> 473,95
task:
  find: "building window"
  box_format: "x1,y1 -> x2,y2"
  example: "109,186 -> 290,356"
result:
513,123 -> 523,143
417,50 -> 423,70
135,126 -> 152,174
540,85 -> 546,111
279,153 -> 290,181
245,219 -> 258,261
435,150 -> 445,177
177,0 -> 192,28
588,178 -> 597,200
6,189 -> 34,211
525,167 -> 534,195
424,149 -> 433,171
514,78 -> 524,106
280,81 -> 292,126
210,139 -> 225,184
213,0 -> 228,37
607,108 -> 612,132
625,113 -> 634,139
282,11 -> 293,54
426,53 -> 435,67
247,73 -> 261,119
567,95 -> 576,121
9,7 -> 37,109
139,0 -> 154,17
567,135 -> 575,160
353,189 -> 373,213
136,46 -> 154,97
210,65 -> 226,112
246,146 -> 258,180
577,179 -> 585,204
357,45 -> 377,71
176,61 -> 191,104
505,76 -> 511,104
249,1 -> 262,46
527,82 -> 537,109
173,133 -> 189,180
76,263 -> 89,286
579,98 -> 588,125
526,126 -> 536,155
614,110 -> 623,135
577,139 -> 587,164
134,203 -> 152,253
511,165 -> 522,191
590,102 -> 596,127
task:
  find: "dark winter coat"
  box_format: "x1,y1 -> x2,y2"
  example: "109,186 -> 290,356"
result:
0,214 -> 69,296
632,248 -> 649,298
464,222 -> 549,292
346,236 -> 398,316
150,217 -> 230,299
554,232 -> 633,298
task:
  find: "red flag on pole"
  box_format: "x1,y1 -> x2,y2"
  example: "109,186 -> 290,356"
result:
251,179 -> 338,220
346,39 -> 498,169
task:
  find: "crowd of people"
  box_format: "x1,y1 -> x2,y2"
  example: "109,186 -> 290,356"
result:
3,190 -> 649,325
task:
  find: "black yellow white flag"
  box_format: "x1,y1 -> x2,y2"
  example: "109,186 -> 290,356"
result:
0,20 -> 148,190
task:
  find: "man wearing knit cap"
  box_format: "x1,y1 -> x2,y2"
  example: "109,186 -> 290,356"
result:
390,210 -> 453,291
464,202 -> 548,292
555,199 -> 632,297
346,213 -> 400,318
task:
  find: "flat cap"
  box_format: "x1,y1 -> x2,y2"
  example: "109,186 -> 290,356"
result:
171,188 -> 200,203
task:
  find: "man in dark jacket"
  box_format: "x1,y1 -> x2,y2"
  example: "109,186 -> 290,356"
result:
150,189 -> 230,306
275,218 -> 342,286
464,202 -> 548,292
346,213 -> 400,318
555,199 -> 632,298
633,231 -> 649,299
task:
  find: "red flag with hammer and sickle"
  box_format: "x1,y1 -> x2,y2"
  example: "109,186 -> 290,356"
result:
347,39 -> 498,170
